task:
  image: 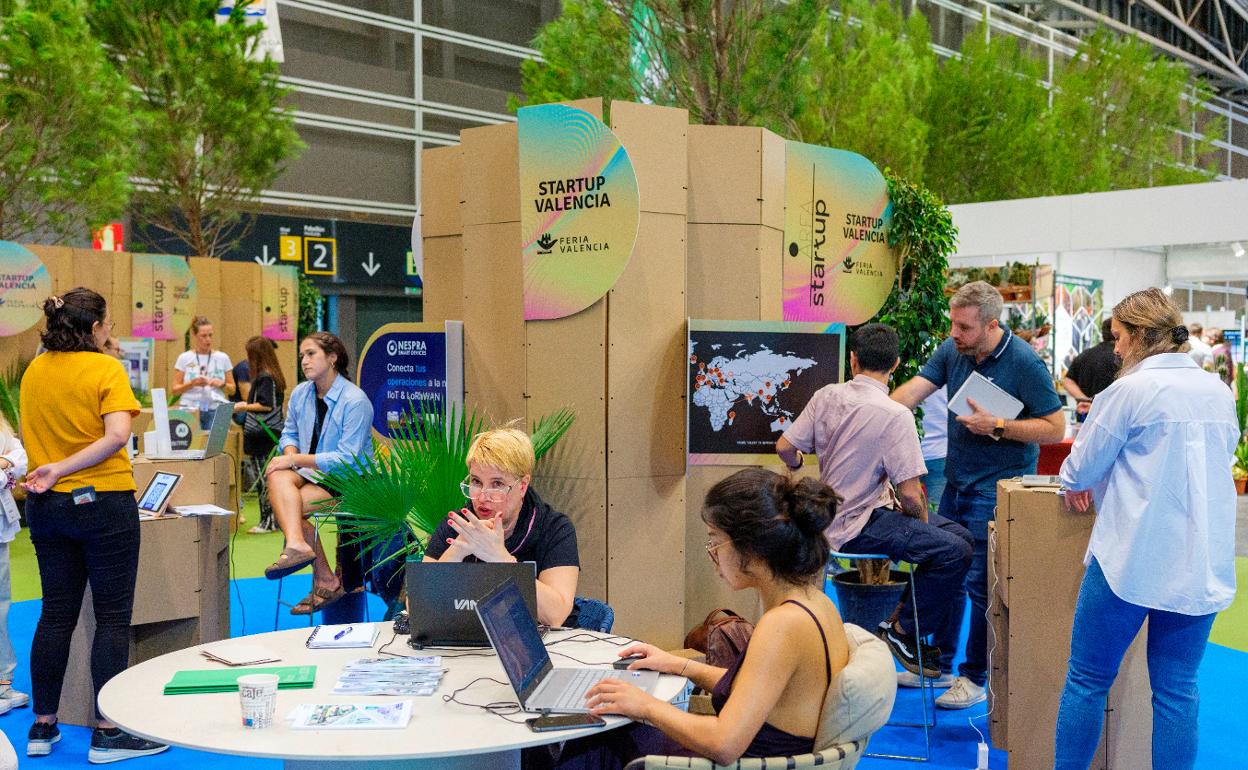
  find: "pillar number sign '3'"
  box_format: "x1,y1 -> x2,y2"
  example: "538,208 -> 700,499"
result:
517,104 -> 640,321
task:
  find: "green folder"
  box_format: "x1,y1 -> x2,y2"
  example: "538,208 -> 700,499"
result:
163,665 -> 317,695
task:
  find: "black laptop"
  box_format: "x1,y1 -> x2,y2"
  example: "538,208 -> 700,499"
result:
405,562 -> 539,648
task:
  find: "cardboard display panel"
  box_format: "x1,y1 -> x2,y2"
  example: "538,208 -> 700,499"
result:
460,122 -> 520,227
992,481 -> 1151,770
421,235 -> 464,326
687,126 -> 784,228
683,465 -> 762,629
110,252 -> 133,337
421,145 -> 463,238
526,299 -> 607,481
607,213 -> 686,478
686,224 -> 765,320
607,473 -> 686,648
610,101 -> 689,216
757,226 -> 784,320
533,474 -> 607,602
461,223 -> 526,423
759,129 -> 786,232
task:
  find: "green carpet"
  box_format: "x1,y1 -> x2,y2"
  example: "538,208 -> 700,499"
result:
1209,556 -> 1248,651
10,494 -> 339,602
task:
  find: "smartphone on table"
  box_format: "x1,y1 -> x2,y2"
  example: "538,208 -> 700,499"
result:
525,713 -> 608,732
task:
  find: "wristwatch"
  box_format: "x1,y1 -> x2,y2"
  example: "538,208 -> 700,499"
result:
992,418 -> 1006,441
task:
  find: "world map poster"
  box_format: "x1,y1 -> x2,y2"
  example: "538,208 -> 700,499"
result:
688,320 -> 845,465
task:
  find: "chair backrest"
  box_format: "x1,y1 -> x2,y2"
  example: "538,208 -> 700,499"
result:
814,623 -> 898,750
571,596 -> 614,633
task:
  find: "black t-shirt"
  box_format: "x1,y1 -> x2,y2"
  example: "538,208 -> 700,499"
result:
308,397 -> 329,455
1067,341 -> 1120,399
423,488 -> 580,573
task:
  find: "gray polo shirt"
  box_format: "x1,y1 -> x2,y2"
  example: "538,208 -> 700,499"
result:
783,375 -> 927,549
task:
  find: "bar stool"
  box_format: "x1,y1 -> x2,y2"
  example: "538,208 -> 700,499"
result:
273,509 -> 332,630
828,550 -> 936,762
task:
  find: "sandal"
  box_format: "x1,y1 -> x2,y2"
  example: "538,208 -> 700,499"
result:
263,547 -> 316,580
290,584 -> 347,615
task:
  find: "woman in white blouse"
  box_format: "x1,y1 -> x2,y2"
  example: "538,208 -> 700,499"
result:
1055,288 -> 1237,770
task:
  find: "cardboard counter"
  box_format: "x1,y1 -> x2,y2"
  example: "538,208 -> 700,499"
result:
989,480 -> 1151,770
57,455 -> 234,726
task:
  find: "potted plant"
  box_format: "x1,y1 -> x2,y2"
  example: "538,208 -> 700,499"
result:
829,557 -> 908,630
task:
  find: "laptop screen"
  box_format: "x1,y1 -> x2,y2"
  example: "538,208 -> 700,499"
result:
476,578 -> 551,704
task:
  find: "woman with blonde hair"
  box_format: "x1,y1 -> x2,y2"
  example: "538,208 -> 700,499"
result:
171,315 -> 235,429
423,427 -> 579,626
1055,288 -> 1237,770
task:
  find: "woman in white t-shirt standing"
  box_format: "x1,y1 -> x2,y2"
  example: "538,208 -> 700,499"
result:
171,316 -> 235,429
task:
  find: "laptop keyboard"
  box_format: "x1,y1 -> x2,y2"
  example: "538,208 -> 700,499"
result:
544,668 -> 631,712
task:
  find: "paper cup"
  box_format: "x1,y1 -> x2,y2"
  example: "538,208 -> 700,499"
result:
238,673 -> 279,729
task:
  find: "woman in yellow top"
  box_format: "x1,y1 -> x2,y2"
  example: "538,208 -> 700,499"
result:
19,289 -> 168,763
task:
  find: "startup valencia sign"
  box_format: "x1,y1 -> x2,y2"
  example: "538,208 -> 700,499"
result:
0,242 -> 52,336
782,143 -> 896,325
517,103 -> 640,321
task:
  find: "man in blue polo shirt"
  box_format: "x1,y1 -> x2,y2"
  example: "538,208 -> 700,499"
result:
893,281 -> 1065,708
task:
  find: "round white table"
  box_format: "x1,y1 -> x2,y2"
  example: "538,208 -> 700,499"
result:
98,626 -> 687,770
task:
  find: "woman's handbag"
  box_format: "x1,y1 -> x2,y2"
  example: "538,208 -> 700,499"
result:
242,406 -> 283,456
683,608 -> 754,669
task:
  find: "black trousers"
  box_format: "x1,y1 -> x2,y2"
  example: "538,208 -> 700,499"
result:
27,490 -> 140,719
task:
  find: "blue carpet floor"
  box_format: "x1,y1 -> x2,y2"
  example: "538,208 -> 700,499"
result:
0,577 -> 1241,768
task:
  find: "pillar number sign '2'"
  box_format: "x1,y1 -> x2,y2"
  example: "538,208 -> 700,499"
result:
518,104 -> 640,321
782,143 -> 897,325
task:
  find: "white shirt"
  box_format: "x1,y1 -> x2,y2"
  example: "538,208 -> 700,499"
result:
919,386 -> 948,461
0,430 -> 26,543
1187,336 -> 1212,367
1060,353 -> 1237,615
174,350 -> 233,410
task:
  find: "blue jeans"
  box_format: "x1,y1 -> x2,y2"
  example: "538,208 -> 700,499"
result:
841,507 -> 971,638
921,457 -> 946,513
1053,558 -> 1216,770
930,484 -> 995,683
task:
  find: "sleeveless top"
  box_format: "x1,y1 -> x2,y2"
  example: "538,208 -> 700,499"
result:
709,600 -> 833,758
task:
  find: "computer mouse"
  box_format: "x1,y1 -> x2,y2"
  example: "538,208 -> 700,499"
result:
612,655 -> 645,669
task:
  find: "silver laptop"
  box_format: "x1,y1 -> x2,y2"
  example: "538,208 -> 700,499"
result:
148,402 -> 234,460
475,578 -> 659,714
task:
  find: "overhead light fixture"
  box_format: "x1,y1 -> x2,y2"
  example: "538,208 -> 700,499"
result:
1232,242 -> 1245,259
1163,284 -> 1174,296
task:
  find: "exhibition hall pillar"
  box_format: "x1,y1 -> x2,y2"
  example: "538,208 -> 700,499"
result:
420,100 -> 691,647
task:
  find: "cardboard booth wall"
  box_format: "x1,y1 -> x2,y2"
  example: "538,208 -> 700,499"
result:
422,101 -> 840,646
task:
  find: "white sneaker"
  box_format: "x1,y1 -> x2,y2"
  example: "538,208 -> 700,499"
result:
935,676 -> 986,709
0,684 -> 24,713
898,671 -> 956,688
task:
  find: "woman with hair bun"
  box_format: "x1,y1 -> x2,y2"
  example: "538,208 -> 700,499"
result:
559,467 -> 850,768
20,289 -> 167,761
1055,288 -> 1238,770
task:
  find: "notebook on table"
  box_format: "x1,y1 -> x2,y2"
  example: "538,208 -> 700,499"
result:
306,623 -> 380,649
475,578 -> 659,714
404,562 -> 539,648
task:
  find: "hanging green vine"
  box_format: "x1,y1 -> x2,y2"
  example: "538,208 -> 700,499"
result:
872,172 -> 957,388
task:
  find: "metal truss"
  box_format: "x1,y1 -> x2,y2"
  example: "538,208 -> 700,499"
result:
992,0 -> 1248,96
